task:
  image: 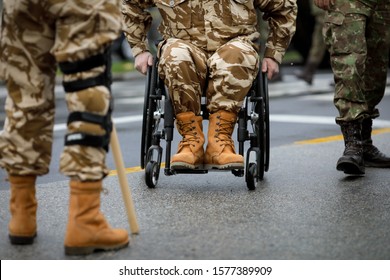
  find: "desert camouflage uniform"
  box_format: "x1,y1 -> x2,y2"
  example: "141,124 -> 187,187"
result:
0,0 -> 122,181
121,0 -> 297,114
323,0 -> 390,123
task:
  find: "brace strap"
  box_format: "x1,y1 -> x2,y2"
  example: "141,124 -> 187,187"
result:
59,48 -> 112,92
62,73 -> 107,92
59,52 -> 107,74
65,132 -> 109,149
65,112 -> 112,151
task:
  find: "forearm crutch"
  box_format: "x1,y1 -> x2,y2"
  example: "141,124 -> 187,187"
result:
110,125 -> 140,234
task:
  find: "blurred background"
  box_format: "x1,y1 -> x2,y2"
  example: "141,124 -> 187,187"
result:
1,0 -> 388,75
0,0 -> 329,72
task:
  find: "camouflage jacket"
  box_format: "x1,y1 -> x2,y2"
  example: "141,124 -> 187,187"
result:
121,0 -> 297,64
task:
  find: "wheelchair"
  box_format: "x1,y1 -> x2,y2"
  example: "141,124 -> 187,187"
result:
140,57 -> 270,190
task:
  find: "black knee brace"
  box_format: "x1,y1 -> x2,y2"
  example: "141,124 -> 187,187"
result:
59,47 -> 113,151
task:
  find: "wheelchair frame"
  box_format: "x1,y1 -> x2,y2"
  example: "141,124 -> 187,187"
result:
140,57 -> 270,190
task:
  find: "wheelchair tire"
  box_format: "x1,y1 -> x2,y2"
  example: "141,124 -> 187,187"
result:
246,162 -> 257,190
141,67 -> 152,169
141,64 -> 158,169
145,160 -> 160,188
261,72 -> 270,172
254,95 -> 265,180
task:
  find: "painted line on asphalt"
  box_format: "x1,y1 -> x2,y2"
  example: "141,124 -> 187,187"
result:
108,166 -> 143,176
105,117 -> 390,176
49,114 -> 390,132
108,163 -> 165,176
295,127 -> 390,145
111,125 -> 390,176
270,114 -> 390,127
47,114 -> 390,132
52,115 -> 143,132
2,113 -> 388,175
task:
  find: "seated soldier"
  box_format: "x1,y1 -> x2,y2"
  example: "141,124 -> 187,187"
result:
122,0 -> 297,170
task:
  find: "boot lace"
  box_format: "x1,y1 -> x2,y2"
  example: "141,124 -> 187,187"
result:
344,125 -> 363,156
214,115 -> 235,147
177,119 -> 200,148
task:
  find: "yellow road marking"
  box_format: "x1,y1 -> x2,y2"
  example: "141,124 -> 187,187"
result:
295,127 -> 390,145
108,128 -> 390,175
109,163 -> 165,176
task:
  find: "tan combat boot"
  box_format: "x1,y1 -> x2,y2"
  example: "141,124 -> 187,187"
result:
204,110 -> 244,169
171,112 -> 205,169
64,180 -> 129,255
8,175 -> 38,245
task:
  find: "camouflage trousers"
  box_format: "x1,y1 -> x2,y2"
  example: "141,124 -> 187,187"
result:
158,38 -> 260,115
0,0 -> 121,181
323,0 -> 390,123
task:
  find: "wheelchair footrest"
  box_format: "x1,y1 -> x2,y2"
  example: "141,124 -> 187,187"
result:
170,169 -> 209,174
167,168 -> 244,175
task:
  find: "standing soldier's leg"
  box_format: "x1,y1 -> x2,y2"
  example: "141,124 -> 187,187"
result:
360,2 -> 390,167
205,38 -> 259,170
0,0 -> 57,245
51,0 -> 129,255
323,3 -> 370,175
158,39 -> 207,169
295,5 -> 326,85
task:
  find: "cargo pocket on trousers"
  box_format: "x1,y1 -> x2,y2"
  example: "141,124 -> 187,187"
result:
323,11 -> 345,48
324,12 -> 366,54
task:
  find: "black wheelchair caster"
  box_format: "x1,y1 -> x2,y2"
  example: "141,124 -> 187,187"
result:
145,160 -> 160,188
246,162 -> 257,190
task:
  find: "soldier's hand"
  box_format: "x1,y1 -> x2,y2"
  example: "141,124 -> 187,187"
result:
134,52 -> 153,75
314,0 -> 334,10
261,57 -> 279,81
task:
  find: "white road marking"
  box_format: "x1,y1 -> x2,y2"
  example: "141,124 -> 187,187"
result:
46,114 -> 390,132
270,114 -> 390,128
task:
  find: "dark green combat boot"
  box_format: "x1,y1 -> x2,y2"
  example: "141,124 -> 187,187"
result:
361,118 -> 390,167
336,121 -> 365,175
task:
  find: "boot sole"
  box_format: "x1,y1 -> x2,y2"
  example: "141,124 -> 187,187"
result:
204,163 -> 244,170
9,233 -> 37,245
65,240 -> 129,255
364,161 -> 390,168
171,162 -> 203,170
336,161 -> 365,175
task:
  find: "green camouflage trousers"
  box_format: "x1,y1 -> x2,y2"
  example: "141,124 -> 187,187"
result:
158,38 -> 260,115
323,0 -> 390,123
0,0 -> 121,180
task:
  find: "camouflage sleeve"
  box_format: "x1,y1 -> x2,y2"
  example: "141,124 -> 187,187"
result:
256,0 -> 297,64
121,0 -> 155,57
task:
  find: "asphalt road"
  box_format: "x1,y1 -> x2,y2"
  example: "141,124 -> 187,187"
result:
1,69 -> 390,261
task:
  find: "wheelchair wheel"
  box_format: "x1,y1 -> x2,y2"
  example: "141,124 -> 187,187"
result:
145,160 -> 160,188
261,72 -> 270,172
246,162 -> 257,191
141,64 -> 158,169
253,95 -> 265,180
249,71 -> 269,182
